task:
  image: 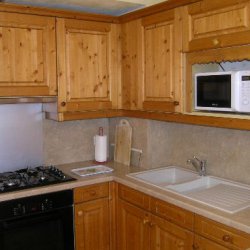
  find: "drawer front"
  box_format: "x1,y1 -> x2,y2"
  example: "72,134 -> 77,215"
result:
194,235 -> 230,250
195,215 -> 250,249
183,1 -> 250,52
118,184 -> 150,211
151,197 -> 194,230
74,182 -> 109,203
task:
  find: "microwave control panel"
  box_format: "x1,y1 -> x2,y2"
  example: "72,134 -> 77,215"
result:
236,72 -> 250,112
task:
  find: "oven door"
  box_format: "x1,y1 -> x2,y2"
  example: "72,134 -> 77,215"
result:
0,206 -> 74,250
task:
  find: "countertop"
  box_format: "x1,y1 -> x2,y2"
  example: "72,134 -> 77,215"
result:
1,161 -> 250,235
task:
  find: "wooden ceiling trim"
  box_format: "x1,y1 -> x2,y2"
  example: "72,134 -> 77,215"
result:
0,2 -> 120,23
118,0 -> 201,23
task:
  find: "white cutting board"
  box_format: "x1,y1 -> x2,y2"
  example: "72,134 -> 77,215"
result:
114,119 -> 132,166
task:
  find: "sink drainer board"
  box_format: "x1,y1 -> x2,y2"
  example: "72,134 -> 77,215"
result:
183,183 -> 250,214
71,165 -> 113,177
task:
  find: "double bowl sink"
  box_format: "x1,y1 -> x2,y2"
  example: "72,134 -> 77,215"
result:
127,167 -> 250,214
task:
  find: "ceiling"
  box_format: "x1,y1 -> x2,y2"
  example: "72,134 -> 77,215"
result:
2,0 -> 168,16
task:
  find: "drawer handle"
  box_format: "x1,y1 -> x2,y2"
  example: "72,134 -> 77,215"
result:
77,211 -> 83,217
89,190 -> 97,196
212,38 -> 220,46
222,234 -> 232,243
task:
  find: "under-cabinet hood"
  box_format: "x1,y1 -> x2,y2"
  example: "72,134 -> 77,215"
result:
0,96 -> 57,104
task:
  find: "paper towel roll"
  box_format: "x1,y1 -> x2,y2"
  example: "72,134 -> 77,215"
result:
94,135 -> 107,162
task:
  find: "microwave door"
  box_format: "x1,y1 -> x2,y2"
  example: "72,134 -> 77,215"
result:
195,74 -> 233,111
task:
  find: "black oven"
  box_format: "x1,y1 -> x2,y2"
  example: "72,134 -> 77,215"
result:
0,190 -> 74,250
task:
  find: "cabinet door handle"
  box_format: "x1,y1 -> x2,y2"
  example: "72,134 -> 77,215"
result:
222,234 -> 232,243
61,101 -> 66,107
192,243 -> 199,250
77,210 -> 83,217
143,218 -> 149,225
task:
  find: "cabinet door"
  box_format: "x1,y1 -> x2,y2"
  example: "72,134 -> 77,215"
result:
183,0 -> 250,52
193,235 -> 230,250
141,9 -> 182,112
75,199 -> 110,250
117,199 -> 150,250
0,12 -> 56,96
150,214 -> 194,250
121,8 -> 183,113
57,18 -> 120,112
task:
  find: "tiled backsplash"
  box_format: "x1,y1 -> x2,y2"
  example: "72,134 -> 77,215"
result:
109,118 -> 250,185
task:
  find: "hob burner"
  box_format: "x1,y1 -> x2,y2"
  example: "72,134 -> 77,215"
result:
0,166 -> 76,193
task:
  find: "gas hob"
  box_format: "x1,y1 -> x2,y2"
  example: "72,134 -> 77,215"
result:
0,166 -> 76,193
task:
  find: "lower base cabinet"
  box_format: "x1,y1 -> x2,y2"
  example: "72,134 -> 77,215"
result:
73,182 -> 250,250
117,198 -> 194,250
150,214 -> 194,250
74,183 -> 111,250
117,199 -> 151,250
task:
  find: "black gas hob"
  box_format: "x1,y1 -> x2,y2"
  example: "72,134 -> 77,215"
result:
0,166 -> 76,193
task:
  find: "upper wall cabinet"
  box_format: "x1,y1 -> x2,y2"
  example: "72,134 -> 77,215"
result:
56,18 -> 121,113
183,0 -> 250,52
0,12 -> 56,96
142,10 -> 182,112
121,8 -> 183,113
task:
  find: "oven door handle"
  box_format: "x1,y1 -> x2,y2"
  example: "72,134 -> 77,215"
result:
0,210 -> 61,231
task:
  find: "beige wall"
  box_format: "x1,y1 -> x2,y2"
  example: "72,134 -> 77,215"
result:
43,118 -> 109,165
109,118 -> 250,185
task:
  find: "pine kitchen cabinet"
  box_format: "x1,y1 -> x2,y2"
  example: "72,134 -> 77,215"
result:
121,7 -> 183,113
182,0 -> 250,52
56,18 -> 121,113
0,12 -> 56,96
117,184 -> 194,250
194,215 -> 250,250
74,182 -> 112,250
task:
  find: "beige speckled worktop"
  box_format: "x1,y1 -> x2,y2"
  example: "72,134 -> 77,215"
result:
1,161 -> 250,235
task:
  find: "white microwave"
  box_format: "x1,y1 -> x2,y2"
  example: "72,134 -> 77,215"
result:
195,71 -> 250,113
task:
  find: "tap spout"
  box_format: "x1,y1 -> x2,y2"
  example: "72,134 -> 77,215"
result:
187,156 -> 207,176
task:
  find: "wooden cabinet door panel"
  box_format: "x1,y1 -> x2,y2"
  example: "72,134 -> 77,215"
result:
57,18 -> 120,112
117,199 -> 150,250
183,0 -> 250,52
144,22 -> 174,102
0,12 -> 56,96
150,214 -> 194,250
75,199 -> 110,250
141,9 -> 182,112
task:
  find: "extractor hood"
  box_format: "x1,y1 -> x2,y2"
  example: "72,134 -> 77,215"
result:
0,96 -> 57,104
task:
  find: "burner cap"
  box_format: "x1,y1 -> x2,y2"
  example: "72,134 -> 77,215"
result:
4,179 -> 20,188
